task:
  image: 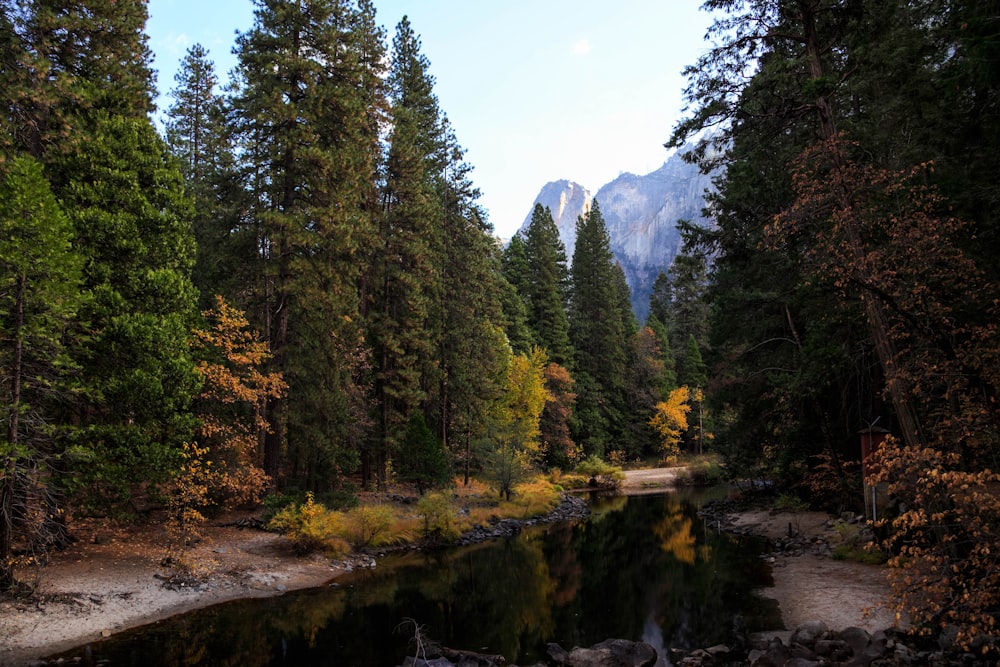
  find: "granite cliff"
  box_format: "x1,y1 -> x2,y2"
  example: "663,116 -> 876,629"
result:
516,149 -> 713,321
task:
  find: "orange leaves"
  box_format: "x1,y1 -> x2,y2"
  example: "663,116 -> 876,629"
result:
873,437 -> 1000,648
649,386 -> 693,458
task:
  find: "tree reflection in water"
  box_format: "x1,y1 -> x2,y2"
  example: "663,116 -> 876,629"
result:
54,490 -> 780,667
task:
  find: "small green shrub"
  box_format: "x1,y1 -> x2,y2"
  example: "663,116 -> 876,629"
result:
416,491 -> 459,540
774,493 -> 810,513
575,455 -> 624,489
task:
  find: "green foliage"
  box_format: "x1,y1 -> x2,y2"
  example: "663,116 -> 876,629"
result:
522,204 -> 574,367
395,413 -> 452,495
675,459 -> 726,487
569,201 -> 630,455
575,455 -> 624,489
773,493 -> 810,514
416,491 -> 460,540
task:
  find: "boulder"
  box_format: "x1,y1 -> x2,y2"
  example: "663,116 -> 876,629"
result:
548,639 -> 657,667
790,620 -> 830,648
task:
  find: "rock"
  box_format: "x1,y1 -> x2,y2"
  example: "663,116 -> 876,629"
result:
400,658 -> 453,667
546,643 -> 570,664
548,639 -> 657,667
790,620 -> 830,648
837,626 -> 872,656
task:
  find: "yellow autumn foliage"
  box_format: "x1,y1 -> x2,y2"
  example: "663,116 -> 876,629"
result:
649,386 -> 692,457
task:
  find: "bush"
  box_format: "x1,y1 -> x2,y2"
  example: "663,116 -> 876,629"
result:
773,492 -> 810,513
676,459 -> 726,487
267,493 -> 350,558
343,505 -> 397,549
416,491 -> 459,540
575,455 -> 624,489
507,479 -> 560,517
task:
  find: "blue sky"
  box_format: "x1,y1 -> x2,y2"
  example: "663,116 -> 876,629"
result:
146,1 -> 714,239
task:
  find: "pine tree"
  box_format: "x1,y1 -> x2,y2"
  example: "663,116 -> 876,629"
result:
367,16 -> 445,484
165,44 -> 243,305
523,204 -> 574,366
569,200 -> 629,456
231,0 -> 385,489
500,235 -> 535,354
667,252 -> 709,353
433,125 -> 509,480
0,156 -> 83,589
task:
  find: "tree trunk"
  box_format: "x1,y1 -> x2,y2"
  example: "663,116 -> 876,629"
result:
798,0 -> 923,448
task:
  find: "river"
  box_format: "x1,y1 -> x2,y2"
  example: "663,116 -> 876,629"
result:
53,489 -> 779,666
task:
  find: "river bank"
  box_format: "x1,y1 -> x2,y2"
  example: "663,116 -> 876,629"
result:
0,470 -> 892,665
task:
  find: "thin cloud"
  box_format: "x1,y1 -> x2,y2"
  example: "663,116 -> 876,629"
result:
571,38 -> 591,56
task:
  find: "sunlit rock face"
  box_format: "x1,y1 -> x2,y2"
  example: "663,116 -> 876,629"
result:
518,150 -> 713,321
518,179 -> 593,257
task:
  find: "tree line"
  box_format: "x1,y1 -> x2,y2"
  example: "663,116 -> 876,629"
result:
669,0 -> 1000,646
0,0 -> 702,590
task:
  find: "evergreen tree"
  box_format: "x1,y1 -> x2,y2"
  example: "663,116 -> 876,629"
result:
0,156 -> 83,589
432,126 -> 509,480
367,16 -> 445,485
231,0 -> 384,489
569,200 -> 629,456
1,1 -> 202,503
679,334 -> 707,392
667,251 -> 709,353
165,44 -> 244,306
56,113 -> 201,502
523,204 -> 574,366
396,412 -> 451,495
500,235 -> 535,354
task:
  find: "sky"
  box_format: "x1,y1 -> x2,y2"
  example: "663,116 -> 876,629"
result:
145,1 -> 715,239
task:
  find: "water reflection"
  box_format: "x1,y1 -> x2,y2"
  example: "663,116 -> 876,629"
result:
55,490 -> 779,666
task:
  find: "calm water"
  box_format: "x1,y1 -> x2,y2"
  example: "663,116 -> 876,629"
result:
53,490 -> 779,666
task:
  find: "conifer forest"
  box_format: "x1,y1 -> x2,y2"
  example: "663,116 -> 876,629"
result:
2,0 -> 1000,650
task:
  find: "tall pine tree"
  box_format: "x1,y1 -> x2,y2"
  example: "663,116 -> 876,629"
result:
231,0 -> 384,489
569,200 -> 630,456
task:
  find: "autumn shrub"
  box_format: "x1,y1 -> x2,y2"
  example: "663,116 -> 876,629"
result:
343,505 -> 399,549
506,479 -> 560,517
555,473 -> 591,490
164,442 -> 214,559
872,439 -> 1000,648
803,453 -> 862,512
575,455 -> 624,489
267,493 -> 350,558
416,491 -> 460,540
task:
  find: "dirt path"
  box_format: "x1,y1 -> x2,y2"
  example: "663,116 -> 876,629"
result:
621,466 -> 684,492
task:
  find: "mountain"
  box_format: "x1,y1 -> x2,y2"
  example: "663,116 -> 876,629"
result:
517,149 -> 713,321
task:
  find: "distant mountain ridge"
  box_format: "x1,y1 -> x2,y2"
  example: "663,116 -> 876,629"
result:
517,148 -> 713,321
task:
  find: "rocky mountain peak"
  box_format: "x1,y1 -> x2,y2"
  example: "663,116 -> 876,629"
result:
517,150 -> 712,321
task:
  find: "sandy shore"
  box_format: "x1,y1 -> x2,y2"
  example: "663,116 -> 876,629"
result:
1,471 -> 898,664
727,508 -> 898,639
0,521 -> 340,666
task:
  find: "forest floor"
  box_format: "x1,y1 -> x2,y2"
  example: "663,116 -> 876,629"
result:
0,469 -> 899,665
